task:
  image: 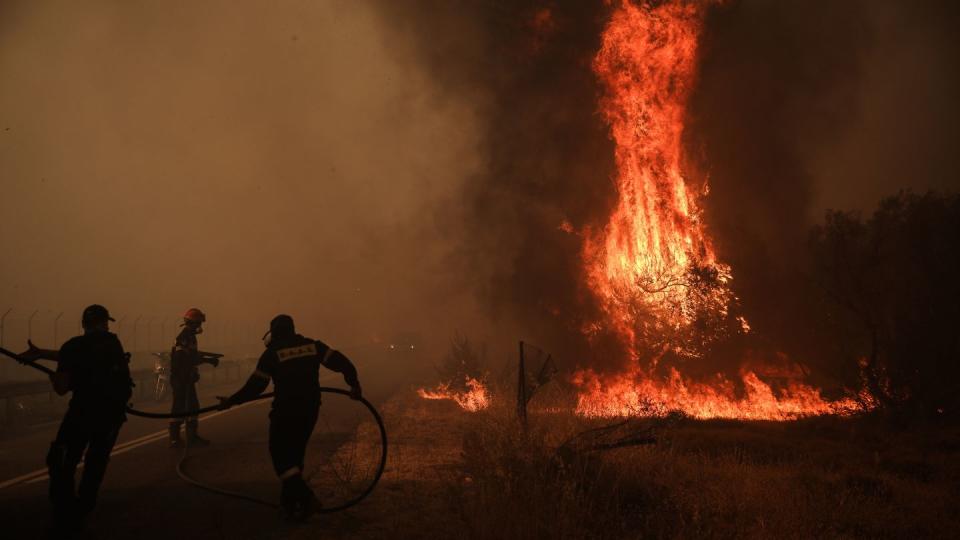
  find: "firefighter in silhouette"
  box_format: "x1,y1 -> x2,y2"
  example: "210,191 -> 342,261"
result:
18,304 -> 133,532
219,314 -> 362,520
168,308 -> 221,447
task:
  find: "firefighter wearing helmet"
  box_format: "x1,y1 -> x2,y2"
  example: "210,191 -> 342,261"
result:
219,314 -> 362,520
168,308 -> 222,447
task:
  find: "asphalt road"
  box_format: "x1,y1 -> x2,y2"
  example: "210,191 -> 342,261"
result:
0,372 -> 389,540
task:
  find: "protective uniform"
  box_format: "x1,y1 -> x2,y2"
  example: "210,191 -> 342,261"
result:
169,308 -> 216,447
225,315 -> 361,520
47,305 -> 132,527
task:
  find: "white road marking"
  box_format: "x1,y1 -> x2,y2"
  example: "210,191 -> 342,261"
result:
0,400 -> 266,490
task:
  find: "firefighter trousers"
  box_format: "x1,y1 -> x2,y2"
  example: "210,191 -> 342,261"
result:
169,379 -> 199,431
47,408 -> 123,518
268,400 -> 320,477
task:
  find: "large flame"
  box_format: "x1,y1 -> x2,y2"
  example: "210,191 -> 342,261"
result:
417,376 -> 491,412
578,0 -> 865,420
574,367 -> 867,420
583,0 -> 732,353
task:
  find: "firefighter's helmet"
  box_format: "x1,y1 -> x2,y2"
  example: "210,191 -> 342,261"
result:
183,308 -> 206,324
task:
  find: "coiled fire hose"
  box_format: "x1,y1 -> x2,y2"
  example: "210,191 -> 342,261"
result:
1,347 -> 388,513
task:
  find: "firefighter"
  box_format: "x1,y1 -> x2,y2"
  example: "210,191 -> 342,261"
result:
219,314 -> 362,520
19,304 -> 133,532
168,308 -> 221,448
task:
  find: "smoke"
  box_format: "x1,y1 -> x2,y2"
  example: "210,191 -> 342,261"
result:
0,0 -> 484,380
3,0 -> 957,383
371,0 -> 960,374
369,1 -> 619,366
687,0 -> 960,371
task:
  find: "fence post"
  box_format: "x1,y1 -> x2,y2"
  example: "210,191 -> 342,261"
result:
117,315 -> 127,345
160,317 -> 169,348
53,312 -> 63,347
146,316 -> 155,352
27,309 -> 39,341
133,315 -> 142,353
517,340 -> 527,427
0,308 -> 11,348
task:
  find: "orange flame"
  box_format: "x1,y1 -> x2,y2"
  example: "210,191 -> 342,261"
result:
574,366 -> 867,420
417,376 -> 490,412
578,0 -> 867,420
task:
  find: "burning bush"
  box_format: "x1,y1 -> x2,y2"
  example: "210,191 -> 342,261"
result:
417,334 -> 491,412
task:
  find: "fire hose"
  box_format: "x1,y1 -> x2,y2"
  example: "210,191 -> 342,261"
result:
0,347 -> 388,513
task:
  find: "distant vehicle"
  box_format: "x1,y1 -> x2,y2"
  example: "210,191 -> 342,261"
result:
385,331 -> 423,353
151,352 -> 171,402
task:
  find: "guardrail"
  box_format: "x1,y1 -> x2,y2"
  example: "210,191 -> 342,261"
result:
0,358 -> 258,427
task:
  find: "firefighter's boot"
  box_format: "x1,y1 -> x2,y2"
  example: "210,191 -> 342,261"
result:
185,420 -> 210,447
168,422 -> 182,448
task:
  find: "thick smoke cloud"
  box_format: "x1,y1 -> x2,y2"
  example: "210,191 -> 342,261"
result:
688,0 -> 960,374
0,0 -> 484,381
373,0 -> 960,376
371,1 -> 620,366
3,0 -> 957,384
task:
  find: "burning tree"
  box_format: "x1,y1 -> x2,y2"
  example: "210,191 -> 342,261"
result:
575,0 -> 867,420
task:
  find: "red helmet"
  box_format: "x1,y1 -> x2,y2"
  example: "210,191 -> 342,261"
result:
183,308 -> 206,324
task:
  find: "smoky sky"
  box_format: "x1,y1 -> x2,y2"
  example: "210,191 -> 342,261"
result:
1,0 -> 957,381
0,0 -> 485,367
370,1 -> 619,366
371,0 -> 960,373
687,0 -> 960,368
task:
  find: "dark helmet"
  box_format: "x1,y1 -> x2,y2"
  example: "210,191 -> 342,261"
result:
263,314 -> 295,342
82,304 -> 115,326
270,314 -> 295,335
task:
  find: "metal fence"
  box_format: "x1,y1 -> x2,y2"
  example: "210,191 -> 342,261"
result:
0,307 -> 261,382
0,358 -> 258,427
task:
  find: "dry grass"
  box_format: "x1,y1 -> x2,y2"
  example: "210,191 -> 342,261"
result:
291,390 -> 960,539
455,404 -> 960,540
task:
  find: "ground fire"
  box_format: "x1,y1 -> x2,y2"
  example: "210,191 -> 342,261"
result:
417,376 -> 491,412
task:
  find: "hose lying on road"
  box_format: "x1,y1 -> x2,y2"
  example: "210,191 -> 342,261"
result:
1,348 -> 389,513
176,388 -> 388,514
